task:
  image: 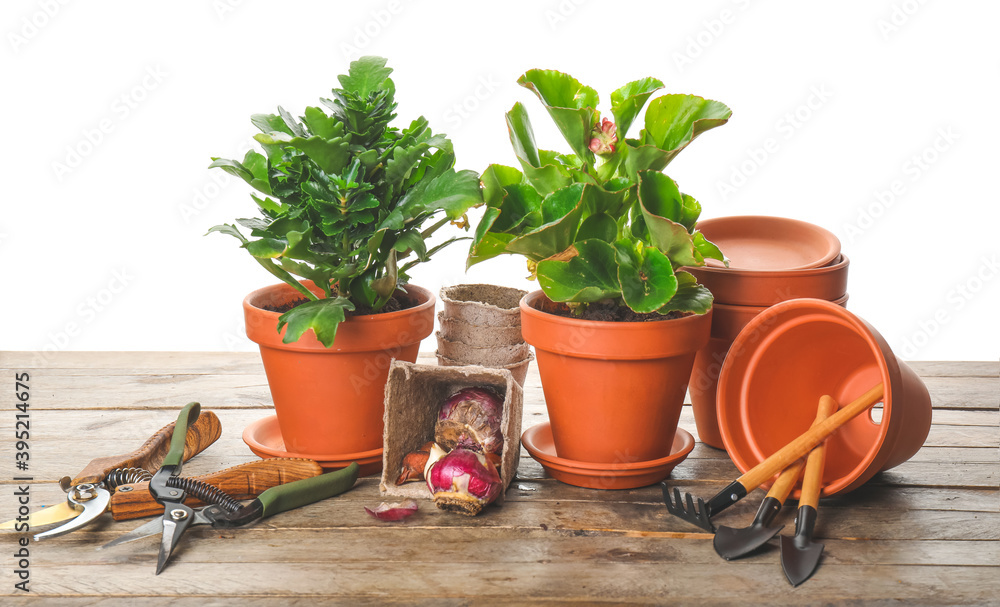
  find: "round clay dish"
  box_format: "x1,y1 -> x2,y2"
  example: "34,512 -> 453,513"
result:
698,216 -> 841,271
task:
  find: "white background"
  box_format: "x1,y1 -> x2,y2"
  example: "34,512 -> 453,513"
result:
3,0 -> 998,361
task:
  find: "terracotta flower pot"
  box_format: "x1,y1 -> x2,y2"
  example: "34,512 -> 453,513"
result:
520,291 -> 711,464
689,295 -> 848,449
687,254 -> 850,307
717,299 -> 933,497
244,281 -> 435,455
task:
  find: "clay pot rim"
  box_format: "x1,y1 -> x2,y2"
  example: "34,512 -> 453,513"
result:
244,281 -> 435,321
699,215 -> 841,271
691,253 -> 850,278
520,290 -> 710,332
718,298 -> 902,497
713,293 -> 850,315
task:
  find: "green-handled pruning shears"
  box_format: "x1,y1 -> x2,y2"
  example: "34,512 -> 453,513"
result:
101,403 -> 360,574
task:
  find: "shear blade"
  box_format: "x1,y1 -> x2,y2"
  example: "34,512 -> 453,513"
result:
0,502 -> 81,530
34,488 -> 111,541
157,508 -> 193,575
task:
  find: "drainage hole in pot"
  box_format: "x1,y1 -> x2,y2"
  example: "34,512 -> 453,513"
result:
869,402 -> 884,425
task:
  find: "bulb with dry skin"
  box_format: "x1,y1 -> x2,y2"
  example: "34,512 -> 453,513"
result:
395,441 -> 435,485
435,387 -> 505,454
425,446 -> 502,516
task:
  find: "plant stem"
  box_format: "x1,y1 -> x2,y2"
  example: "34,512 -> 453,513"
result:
255,258 -> 318,301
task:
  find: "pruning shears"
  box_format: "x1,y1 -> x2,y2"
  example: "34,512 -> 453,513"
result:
1,405 -> 324,539
100,403 -> 360,575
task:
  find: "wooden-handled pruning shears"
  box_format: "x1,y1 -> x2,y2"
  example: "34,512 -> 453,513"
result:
0,404 -> 323,539
100,403 -> 360,575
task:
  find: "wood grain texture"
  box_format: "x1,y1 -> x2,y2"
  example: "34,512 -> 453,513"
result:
0,352 -> 996,604
108,458 -> 323,520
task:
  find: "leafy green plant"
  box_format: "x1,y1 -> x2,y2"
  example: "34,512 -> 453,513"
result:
209,57 -> 481,346
468,69 -> 731,316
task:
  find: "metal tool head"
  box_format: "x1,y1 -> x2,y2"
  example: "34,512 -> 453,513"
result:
661,484 -> 714,532
156,502 -> 195,575
33,484 -> 111,541
780,505 -> 824,587
713,496 -> 785,560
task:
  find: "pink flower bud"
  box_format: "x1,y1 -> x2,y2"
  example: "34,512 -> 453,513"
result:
589,117 -> 617,155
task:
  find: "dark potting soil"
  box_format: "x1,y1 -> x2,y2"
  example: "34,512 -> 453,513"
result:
546,300 -> 686,322
264,294 -> 413,316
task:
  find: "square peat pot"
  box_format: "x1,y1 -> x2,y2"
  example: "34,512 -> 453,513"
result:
379,361 -> 523,502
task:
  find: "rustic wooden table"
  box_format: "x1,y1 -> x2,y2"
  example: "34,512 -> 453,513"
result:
0,352 -> 996,606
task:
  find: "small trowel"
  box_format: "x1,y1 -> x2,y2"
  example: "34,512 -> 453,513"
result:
779,395 -> 837,586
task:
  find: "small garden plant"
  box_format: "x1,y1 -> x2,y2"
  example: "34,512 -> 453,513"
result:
210,56 -> 481,345
468,69 -> 731,317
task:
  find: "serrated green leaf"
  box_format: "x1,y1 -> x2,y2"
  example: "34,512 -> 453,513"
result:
615,240 -> 678,314
278,106 -> 306,138
209,158 -> 253,182
393,230 -> 427,260
338,56 -> 393,97
397,169 -> 482,220
302,106 -> 343,140
251,113 -> 293,136
276,297 -> 355,347
692,231 -> 726,264
206,223 -> 248,245
251,194 -> 282,217
610,77 -> 664,140
536,239 -> 620,303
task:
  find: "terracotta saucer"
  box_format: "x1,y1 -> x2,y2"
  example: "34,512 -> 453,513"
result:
521,423 -> 695,490
699,216 -> 841,271
243,415 -> 383,476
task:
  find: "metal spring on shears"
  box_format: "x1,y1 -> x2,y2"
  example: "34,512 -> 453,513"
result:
105,467 -> 153,490
166,476 -> 242,513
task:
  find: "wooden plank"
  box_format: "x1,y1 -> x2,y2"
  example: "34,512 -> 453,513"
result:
923,376 -> 999,410
907,360 -> 998,377
3,562 -> 997,605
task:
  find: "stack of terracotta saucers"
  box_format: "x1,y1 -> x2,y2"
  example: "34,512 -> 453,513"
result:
436,284 -> 533,386
687,216 -> 849,449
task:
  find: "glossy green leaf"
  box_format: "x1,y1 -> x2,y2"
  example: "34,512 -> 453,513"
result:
692,231 -> 726,264
615,240 -> 678,313
302,106 -> 343,140
610,77 -> 664,140
494,184 -> 543,233
637,172 -> 702,267
640,94 -> 732,163
276,296 -> 356,347
576,212 -> 617,242
481,164 -> 524,206
397,169 -> 482,220
255,132 -> 352,176
247,237 -> 287,259
338,56 -> 393,97
506,102 -> 541,167
277,106 -> 306,137
517,69 -> 599,163
537,239 -> 621,303
393,230 -> 427,261
251,113 -> 293,136
679,193 -> 701,232
206,223 -> 248,245
658,271 -> 713,315
506,184 -> 586,261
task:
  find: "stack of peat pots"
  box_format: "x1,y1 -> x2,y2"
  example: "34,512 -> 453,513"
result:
686,216 -> 849,449
436,284 -> 534,386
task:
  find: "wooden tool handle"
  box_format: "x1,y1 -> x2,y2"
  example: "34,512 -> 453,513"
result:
108,458 -> 324,520
738,383 -> 884,493
799,396 -> 837,509
71,410 -> 223,486
764,459 -> 806,503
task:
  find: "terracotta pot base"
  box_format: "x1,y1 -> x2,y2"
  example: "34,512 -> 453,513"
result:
520,291 -> 710,465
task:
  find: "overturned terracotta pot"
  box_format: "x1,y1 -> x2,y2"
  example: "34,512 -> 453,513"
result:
717,298 -> 932,497
689,295 -> 848,449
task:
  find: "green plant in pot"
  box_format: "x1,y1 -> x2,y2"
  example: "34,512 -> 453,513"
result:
210,56 -> 481,462
468,69 -> 731,478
